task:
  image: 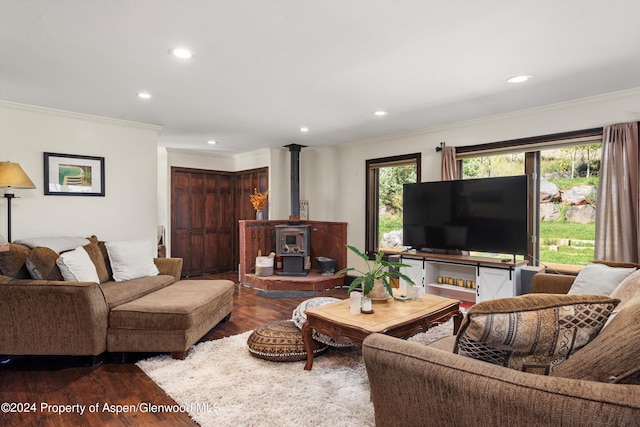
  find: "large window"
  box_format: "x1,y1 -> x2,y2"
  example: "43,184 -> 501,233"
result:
460,139 -> 601,269
365,154 -> 420,256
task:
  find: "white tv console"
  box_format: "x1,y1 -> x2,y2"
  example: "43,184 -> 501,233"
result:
388,250 -> 528,304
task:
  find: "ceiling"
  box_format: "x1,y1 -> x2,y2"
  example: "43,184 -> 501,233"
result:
2,1 -> 640,155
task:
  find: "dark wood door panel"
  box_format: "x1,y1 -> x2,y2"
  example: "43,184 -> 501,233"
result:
171,166 -> 267,277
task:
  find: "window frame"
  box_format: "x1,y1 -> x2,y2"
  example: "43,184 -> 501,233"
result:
457,127 -> 603,267
365,153 -> 421,257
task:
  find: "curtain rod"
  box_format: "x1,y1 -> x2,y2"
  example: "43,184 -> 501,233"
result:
454,127 -> 603,155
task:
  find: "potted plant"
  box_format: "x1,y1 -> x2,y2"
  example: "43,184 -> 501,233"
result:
337,245 -> 417,309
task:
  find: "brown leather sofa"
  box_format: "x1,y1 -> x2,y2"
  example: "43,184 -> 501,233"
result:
0,241 -> 233,360
362,261 -> 640,427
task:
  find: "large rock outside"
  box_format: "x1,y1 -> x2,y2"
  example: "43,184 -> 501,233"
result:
380,229 -> 403,248
540,178 -> 561,202
561,185 -> 597,205
540,202 -> 561,221
540,180 -> 596,224
565,205 -> 596,223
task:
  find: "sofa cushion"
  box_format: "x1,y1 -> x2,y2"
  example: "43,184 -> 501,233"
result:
105,239 -> 159,281
82,241 -> 110,283
14,236 -> 90,253
454,294 -> 618,375
99,275 -> 175,309
567,262 -> 636,296
56,247 -> 100,283
0,243 -> 31,279
552,292 -> 640,384
247,320 -> 328,362
25,246 -> 63,281
109,279 -> 234,330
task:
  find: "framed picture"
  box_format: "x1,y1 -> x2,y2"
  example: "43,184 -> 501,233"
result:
44,152 -> 105,196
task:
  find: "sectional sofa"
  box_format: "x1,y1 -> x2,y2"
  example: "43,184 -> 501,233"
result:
0,236 -> 234,360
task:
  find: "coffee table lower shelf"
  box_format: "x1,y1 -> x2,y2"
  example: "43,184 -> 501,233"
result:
301,294 -> 462,370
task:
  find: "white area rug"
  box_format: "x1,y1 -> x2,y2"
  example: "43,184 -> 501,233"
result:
137,319 -> 455,427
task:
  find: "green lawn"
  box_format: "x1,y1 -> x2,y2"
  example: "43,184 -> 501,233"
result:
539,221 -> 595,265
540,221 -> 595,241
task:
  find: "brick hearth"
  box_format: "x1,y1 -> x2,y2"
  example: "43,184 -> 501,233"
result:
244,270 -> 345,291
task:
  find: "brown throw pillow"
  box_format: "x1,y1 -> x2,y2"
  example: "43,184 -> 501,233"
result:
0,243 -> 31,279
609,269 -> 640,311
25,246 -> 63,281
93,239 -> 113,281
454,294 -> 618,375
83,241 -> 110,283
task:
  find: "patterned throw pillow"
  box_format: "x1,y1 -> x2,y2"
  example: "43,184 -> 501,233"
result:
454,294 -> 618,375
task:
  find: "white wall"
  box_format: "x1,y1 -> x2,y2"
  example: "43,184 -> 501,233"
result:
0,101 -> 161,242
298,88 -> 640,269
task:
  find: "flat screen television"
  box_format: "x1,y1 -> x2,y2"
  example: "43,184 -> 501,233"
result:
403,175 -> 528,255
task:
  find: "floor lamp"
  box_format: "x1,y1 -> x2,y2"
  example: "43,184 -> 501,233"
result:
0,161 -> 36,242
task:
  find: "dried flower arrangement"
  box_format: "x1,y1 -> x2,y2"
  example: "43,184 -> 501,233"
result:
250,188 -> 269,211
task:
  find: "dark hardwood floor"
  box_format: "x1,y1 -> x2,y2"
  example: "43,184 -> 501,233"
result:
0,273 -> 348,426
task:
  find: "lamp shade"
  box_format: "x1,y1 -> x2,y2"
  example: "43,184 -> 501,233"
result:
0,162 -> 36,189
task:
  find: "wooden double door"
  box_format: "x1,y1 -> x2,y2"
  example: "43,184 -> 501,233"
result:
171,166 -> 267,277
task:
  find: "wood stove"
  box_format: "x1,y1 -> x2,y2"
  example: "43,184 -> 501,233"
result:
275,224 -> 310,276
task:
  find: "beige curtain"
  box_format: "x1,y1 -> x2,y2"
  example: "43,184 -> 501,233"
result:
594,122 -> 639,262
441,146 -> 458,180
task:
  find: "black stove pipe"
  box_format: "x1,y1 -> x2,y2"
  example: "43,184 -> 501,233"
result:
284,144 -> 305,221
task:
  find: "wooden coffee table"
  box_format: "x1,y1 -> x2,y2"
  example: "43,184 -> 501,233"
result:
301,292 -> 462,370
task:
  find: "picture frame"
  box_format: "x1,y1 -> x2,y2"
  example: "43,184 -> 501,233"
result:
300,200 -> 309,221
43,152 -> 105,196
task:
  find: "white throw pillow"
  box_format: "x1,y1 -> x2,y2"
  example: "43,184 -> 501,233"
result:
567,262 -> 637,296
56,247 -> 100,283
105,239 -> 159,282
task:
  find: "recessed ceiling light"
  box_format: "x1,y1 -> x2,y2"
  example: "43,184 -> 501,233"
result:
168,47 -> 194,59
300,127 -> 309,133
137,92 -> 151,99
373,110 -> 389,116
507,74 -> 532,84
207,140 -> 217,145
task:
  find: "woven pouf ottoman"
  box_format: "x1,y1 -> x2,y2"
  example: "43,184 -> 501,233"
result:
247,320 -> 328,362
292,297 -> 354,347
